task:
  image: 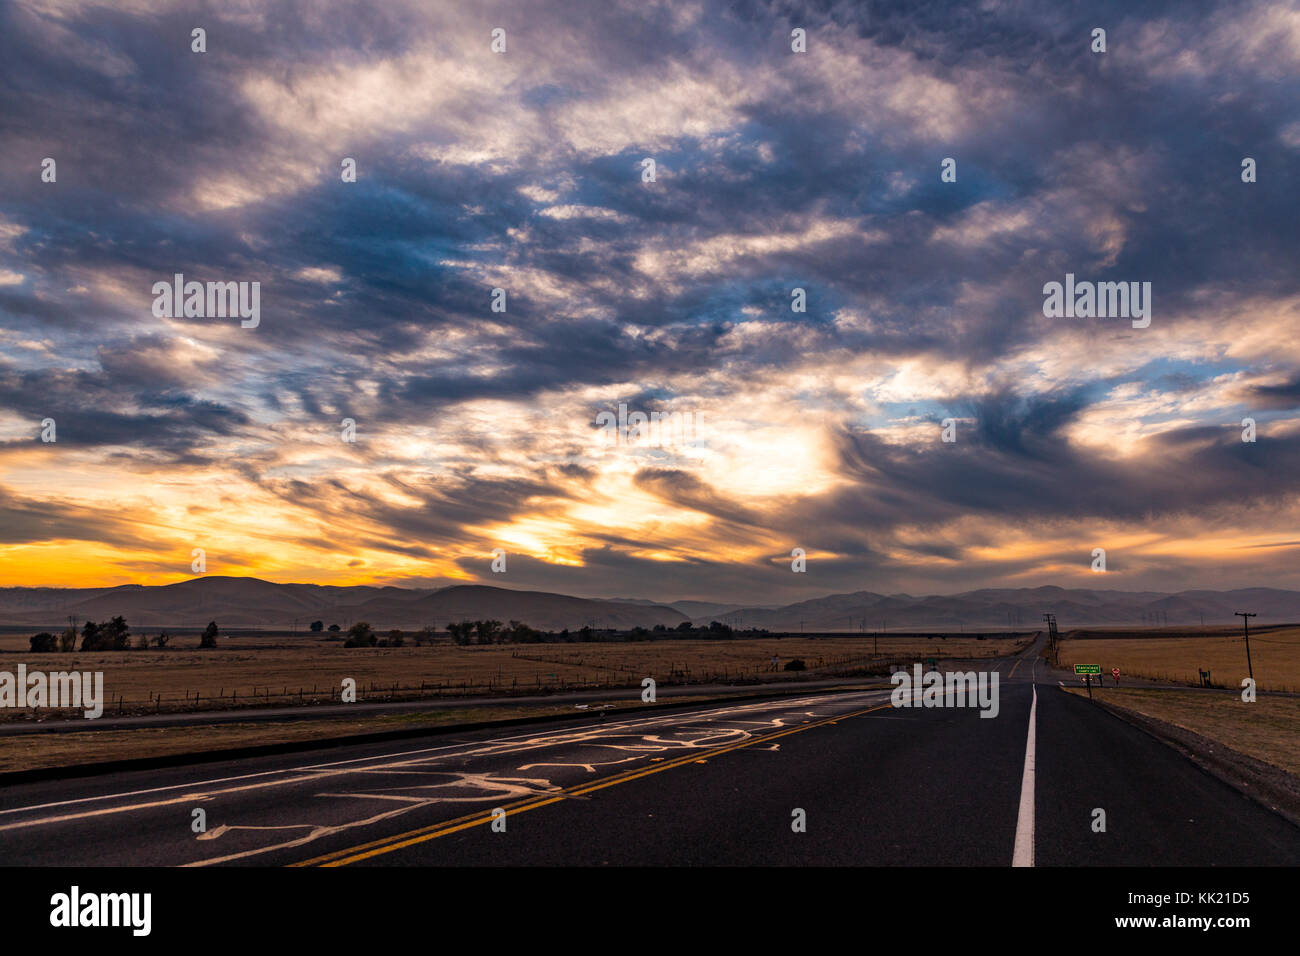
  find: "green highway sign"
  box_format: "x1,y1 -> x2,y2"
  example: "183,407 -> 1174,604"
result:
1074,664 -> 1102,675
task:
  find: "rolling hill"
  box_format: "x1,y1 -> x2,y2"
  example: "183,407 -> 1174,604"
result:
2,577 -> 1298,632
0,577 -> 687,630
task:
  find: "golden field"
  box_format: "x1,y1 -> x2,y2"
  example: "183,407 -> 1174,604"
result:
1057,626 -> 1300,692
0,632 -> 1029,718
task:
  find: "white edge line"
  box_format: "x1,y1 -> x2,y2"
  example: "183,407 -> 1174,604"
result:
1012,683 -> 1037,867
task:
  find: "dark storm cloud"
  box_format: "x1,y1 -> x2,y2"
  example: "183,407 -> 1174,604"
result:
0,362 -> 249,460
828,393 -> 1300,526
633,468 -> 766,528
1249,377 -> 1300,410
255,466 -> 590,551
0,484 -> 169,550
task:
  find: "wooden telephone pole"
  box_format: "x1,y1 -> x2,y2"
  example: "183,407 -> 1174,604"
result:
1042,613 -> 1059,665
1234,611 -> 1256,681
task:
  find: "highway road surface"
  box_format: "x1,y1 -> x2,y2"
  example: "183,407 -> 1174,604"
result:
2,643 -> 1297,866
0,675 -> 890,735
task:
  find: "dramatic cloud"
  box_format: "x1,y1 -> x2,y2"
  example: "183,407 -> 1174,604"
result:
1,0 -> 1298,600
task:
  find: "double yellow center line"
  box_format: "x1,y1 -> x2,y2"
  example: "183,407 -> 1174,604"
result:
290,701 -> 891,866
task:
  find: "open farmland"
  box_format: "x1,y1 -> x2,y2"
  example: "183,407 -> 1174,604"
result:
0,632 -> 1030,719
1057,625 -> 1300,692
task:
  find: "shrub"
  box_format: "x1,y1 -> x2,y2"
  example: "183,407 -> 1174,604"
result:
29,632 -> 57,653
344,622 -> 375,647
79,616 -> 131,651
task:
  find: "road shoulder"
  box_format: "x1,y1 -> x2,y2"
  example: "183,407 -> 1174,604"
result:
1082,690 -> 1300,829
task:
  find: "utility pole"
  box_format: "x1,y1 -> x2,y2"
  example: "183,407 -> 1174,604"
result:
1235,611 -> 1256,681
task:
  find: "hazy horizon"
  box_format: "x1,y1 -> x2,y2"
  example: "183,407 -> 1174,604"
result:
7,572 -> 1300,605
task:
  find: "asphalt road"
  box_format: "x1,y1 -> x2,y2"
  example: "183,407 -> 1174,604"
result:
4,636 -> 1274,738
2,643 -> 1297,866
0,675 -> 888,735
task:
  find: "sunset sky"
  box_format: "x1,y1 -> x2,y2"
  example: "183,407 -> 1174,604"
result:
1,0 -> 1299,603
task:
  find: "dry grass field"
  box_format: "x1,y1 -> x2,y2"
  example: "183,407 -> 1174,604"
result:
1057,626 -> 1300,692
0,633 -> 1029,719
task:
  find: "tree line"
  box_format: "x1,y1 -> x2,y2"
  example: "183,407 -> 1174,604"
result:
29,618 -> 220,652
350,619 -> 742,646
27,617 -> 751,652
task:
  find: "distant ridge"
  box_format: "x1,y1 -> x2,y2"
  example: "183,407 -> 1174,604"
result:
0,577 -> 686,630
1,577 -> 1297,631
697,586 -> 1300,631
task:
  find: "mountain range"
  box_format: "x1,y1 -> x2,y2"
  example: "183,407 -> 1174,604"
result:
1,578 -> 1297,631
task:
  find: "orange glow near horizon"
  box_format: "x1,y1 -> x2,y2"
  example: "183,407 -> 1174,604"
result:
4,387 -> 1300,593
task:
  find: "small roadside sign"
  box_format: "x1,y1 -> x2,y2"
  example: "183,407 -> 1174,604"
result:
1111,667 -> 1120,679
1074,664 -> 1101,675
